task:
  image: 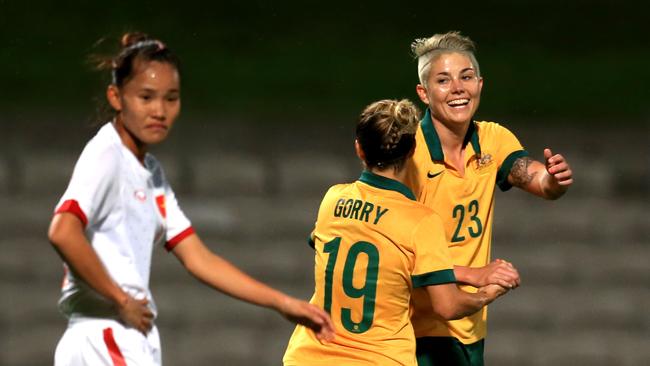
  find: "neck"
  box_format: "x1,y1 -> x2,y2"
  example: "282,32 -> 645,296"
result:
369,166 -> 407,185
113,117 -> 147,163
431,117 -> 470,152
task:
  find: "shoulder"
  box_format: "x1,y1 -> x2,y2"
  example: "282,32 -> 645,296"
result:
321,182 -> 353,201
475,120 -> 515,136
474,120 -> 521,146
72,123 -> 123,178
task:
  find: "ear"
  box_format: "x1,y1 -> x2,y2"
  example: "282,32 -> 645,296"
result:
477,76 -> 484,94
415,84 -> 430,105
354,139 -> 366,162
106,84 -> 122,112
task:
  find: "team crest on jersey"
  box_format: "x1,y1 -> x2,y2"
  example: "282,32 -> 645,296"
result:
134,189 -> 147,202
476,153 -> 494,170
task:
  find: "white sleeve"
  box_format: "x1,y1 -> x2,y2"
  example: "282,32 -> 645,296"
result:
55,144 -> 120,228
162,184 -> 193,251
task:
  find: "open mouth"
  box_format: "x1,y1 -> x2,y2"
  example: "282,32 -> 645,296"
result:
447,99 -> 470,108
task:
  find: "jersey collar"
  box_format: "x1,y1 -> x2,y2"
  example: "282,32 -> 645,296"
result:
359,170 -> 416,201
420,108 -> 481,162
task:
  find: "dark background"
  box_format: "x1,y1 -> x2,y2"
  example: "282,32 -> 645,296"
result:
1,1 -> 648,365
2,0 -> 649,123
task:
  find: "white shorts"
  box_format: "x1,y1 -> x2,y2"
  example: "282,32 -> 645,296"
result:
54,317 -> 161,366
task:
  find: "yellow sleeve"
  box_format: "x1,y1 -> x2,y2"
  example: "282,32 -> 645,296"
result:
410,213 -> 456,288
493,124 -> 529,191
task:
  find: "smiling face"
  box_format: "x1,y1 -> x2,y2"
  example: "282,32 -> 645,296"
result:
108,60 -> 181,154
416,52 -> 483,128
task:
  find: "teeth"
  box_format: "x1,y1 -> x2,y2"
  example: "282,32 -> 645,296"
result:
448,99 -> 469,106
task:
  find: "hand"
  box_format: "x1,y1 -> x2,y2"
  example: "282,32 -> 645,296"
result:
474,259 -> 520,289
478,283 -> 509,305
279,296 -> 335,343
116,295 -> 154,334
544,148 -> 573,188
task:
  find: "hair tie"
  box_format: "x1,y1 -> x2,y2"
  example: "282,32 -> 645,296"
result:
124,39 -> 166,54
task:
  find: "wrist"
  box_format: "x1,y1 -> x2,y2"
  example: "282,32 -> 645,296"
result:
476,289 -> 491,306
454,266 -> 478,286
268,291 -> 290,314
542,176 -> 567,199
111,289 -> 129,310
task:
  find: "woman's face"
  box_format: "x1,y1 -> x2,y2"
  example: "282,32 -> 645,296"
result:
110,60 -> 181,146
417,52 -> 482,127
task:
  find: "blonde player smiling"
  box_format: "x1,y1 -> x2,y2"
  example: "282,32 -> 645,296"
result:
283,99 -> 508,366
406,31 -> 573,365
48,32 -> 333,366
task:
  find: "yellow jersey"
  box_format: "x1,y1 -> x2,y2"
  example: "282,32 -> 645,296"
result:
284,171 -> 456,366
405,109 -> 527,345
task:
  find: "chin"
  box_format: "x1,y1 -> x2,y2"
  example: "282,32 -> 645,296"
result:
143,133 -> 169,145
443,114 -> 472,125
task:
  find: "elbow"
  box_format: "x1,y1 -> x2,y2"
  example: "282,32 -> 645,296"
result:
47,221 -> 65,248
431,303 -> 463,321
48,213 -> 83,249
433,308 -> 453,320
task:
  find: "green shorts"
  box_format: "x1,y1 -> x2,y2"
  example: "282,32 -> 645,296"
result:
416,337 -> 485,366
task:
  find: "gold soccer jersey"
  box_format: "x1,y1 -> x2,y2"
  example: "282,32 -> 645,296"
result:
284,171 -> 455,366
405,109 -> 528,344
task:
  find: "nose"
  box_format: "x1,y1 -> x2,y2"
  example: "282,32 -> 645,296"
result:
450,77 -> 464,94
150,99 -> 166,120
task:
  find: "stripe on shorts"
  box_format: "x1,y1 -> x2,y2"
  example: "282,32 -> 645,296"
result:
103,327 -> 127,366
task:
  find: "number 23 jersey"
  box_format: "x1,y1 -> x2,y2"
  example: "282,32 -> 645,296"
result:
284,171 -> 455,366
405,109 -> 528,344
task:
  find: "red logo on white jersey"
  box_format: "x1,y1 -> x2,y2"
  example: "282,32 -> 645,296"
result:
134,189 -> 147,202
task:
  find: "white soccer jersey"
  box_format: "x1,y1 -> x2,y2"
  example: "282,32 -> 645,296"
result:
54,122 -> 193,319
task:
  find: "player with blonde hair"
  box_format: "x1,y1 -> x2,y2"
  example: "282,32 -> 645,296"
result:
48,32 -> 334,366
406,31 -> 573,365
283,99 -> 509,366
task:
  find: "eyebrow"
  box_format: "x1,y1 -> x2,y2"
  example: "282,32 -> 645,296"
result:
138,87 -> 180,94
435,67 -> 475,76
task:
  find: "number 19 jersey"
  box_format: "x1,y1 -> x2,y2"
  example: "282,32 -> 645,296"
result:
283,171 -> 456,366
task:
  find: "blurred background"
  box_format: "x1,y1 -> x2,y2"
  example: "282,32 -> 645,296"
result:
1,1 -> 648,365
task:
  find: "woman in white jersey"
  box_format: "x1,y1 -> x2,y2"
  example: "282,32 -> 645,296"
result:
47,32 -> 334,366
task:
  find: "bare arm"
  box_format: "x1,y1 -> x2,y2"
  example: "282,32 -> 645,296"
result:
426,283 -> 508,320
48,213 -> 153,333
454,259 -> 520,289
508,149 -> 573,200
171,233 -> 334,341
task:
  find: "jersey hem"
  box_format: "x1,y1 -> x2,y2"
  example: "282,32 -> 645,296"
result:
165,226 -> 195,251
496,150 -> 529,191
412,268 -> 456,288
55,199 -> 88,227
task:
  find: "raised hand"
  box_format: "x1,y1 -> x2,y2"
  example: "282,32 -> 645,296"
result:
544,148 -> 573,187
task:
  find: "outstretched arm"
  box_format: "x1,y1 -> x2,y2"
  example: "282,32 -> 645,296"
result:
508,148 -> 573,200
454,259 -> 520,289
48,213 -> 153,333
171,233 -> 335,341
426,283 -> 508,320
